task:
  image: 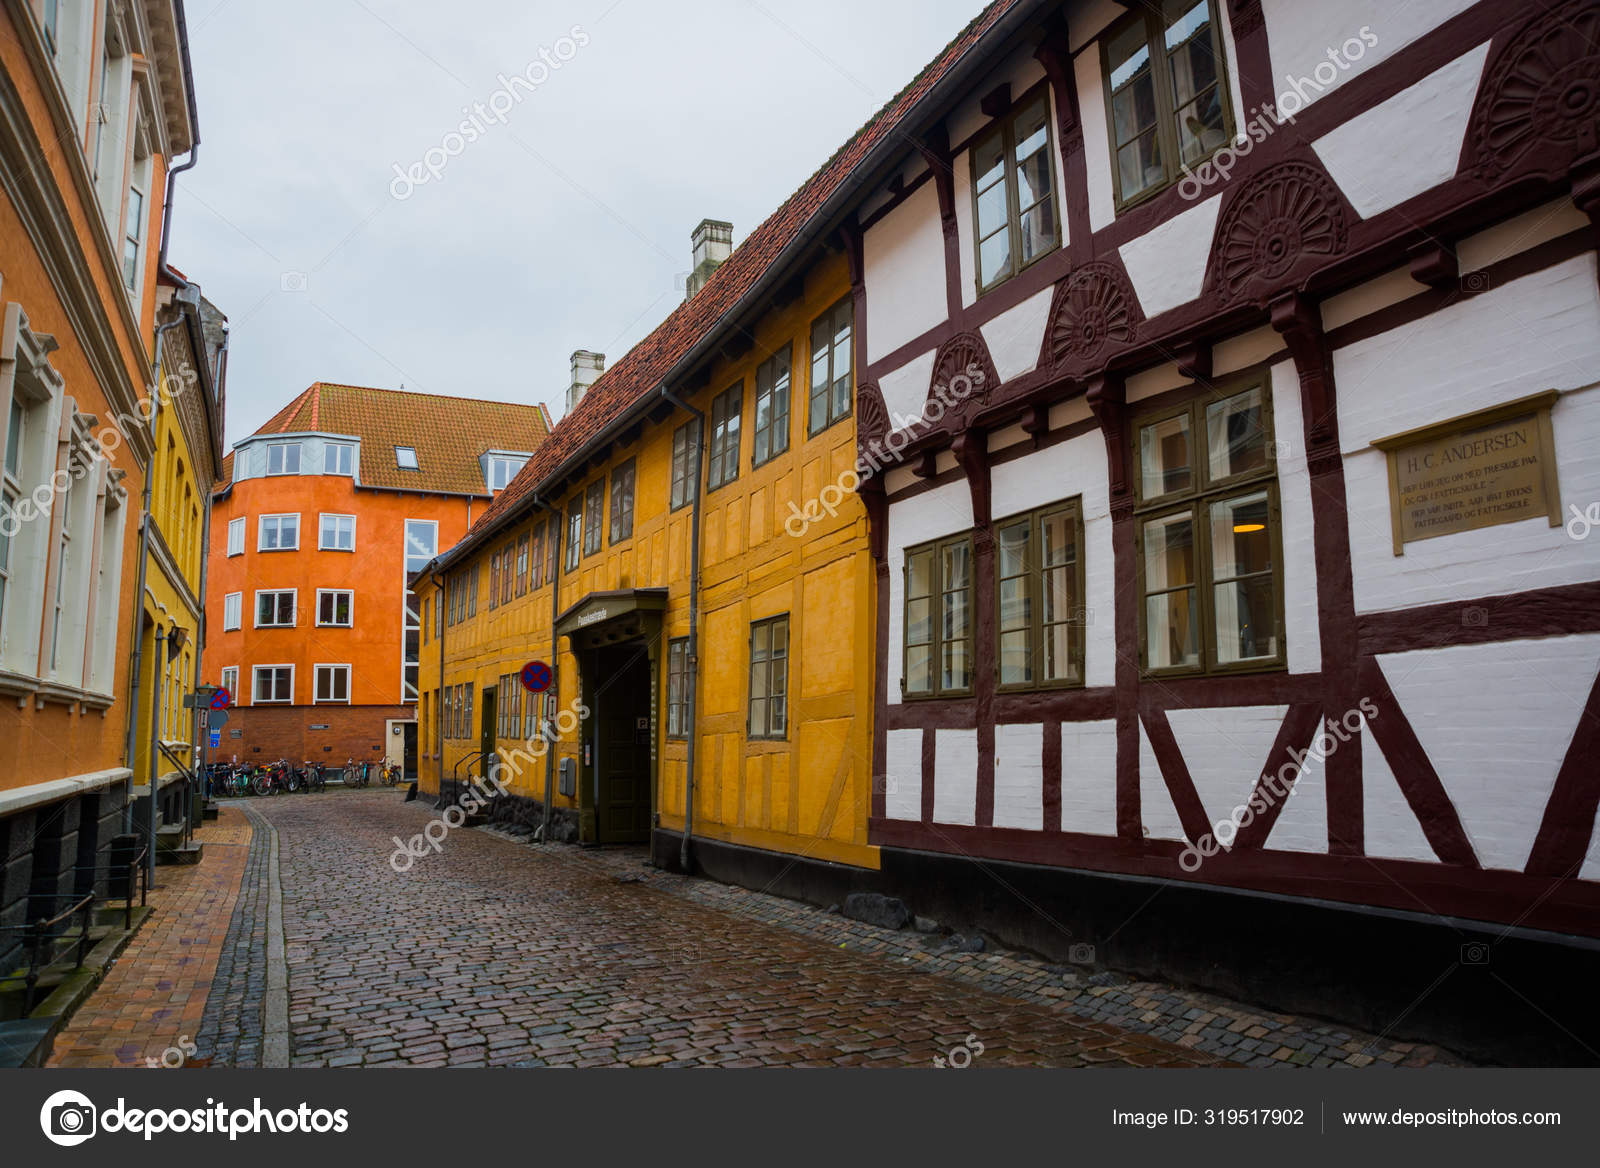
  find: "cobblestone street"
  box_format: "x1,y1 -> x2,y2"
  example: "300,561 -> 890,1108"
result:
73,790 -> 1441,1070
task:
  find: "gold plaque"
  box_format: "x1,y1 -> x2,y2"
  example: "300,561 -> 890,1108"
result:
1372,392 -> 1562,555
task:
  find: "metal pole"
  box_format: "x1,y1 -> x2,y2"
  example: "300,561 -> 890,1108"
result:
147,626 -> 165,884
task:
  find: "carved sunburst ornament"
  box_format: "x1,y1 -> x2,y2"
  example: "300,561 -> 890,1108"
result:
1046,264 -> 1136,364
855,382 -> 889,448
1474,2 -> 1600,175
1214,162 -> 1347,299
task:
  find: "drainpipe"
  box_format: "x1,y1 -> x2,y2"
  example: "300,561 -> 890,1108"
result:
527,497 -> 560,844
146,625 -> 166,883
188,460 -> 212,842
659,388 -> 704,874
436,568 -> 446,801
123,317 -> 181,829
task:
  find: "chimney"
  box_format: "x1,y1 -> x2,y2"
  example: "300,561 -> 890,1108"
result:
566,350 -> 605,414
686,219 -> 732,299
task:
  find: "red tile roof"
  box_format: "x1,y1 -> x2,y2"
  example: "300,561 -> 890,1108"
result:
460,0 -> 1020,546
218,382 -> 550,497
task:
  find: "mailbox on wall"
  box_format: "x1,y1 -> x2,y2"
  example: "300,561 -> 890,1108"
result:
558,756 -> 576,799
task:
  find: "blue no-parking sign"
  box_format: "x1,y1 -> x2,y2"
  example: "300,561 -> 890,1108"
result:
519,660 -> 552,693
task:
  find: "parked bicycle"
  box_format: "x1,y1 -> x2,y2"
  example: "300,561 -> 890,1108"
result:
381,760 -> 403,787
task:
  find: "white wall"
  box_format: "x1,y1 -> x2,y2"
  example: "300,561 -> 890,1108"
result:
1061,719 -> 1118,835
1270,360 -> 1323,674
884,727 -> 923,821
993,722 -> 1044,830
1337,257 -> 1600,613
863,184 -> 947,363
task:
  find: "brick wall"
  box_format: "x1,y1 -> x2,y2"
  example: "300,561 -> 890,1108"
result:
212,705 -> 414,765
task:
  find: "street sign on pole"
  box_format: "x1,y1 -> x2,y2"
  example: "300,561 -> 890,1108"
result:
209,729 -> 221,749
209,687 -> 232,709
520,660 -> 553,693
208,708 -> 230,729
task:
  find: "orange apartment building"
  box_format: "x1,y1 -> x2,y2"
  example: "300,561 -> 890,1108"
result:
206,383 -> 549,773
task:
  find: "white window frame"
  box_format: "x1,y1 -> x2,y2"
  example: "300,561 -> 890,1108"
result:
318,512 -> 356,551
404,518 -> 438,573
222,591 -> 242,631
254,588 -> 296,628
313,663 -> 351,705
395,445 -> 418,470
219,665 -> 238,696
226,516 -> 245,556
316,588 -> 353,628
251,664 -> 294,705
323,442 -> 355,475
265,442 -> 302,476
257,512 -> 299,551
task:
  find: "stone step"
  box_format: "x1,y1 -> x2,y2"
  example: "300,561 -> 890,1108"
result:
155,841 -> 203,866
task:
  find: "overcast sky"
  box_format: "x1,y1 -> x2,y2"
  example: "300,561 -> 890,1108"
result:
171,0 -> 986,447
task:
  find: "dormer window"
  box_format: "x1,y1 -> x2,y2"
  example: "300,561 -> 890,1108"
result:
324,443 -> 354,475
266,442 -> 302,475
484,453 -> 528,492
395,446 -> 418,470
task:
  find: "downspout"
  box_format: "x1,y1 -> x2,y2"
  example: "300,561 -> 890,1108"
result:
146,625 -> 166,883
527,497 -> 560,844
188,454 -> 211,842
659,388 -> 704,874
436,569 -> 446,802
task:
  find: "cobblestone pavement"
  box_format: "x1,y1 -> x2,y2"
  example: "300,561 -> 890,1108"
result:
202,791 -> 1457,1068
47,808 -> 252,1068
194,804 -> 273,1066
252,792 -> 1224,1067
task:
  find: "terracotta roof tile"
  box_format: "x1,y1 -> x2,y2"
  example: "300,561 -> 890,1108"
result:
221,383 -> 550,497
464,0 -> 1019,541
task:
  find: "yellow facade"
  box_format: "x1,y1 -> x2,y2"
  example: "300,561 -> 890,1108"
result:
420,251 -> 877,868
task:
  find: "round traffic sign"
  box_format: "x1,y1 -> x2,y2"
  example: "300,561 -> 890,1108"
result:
519,661 -> 552,693
210,688 -> 232,709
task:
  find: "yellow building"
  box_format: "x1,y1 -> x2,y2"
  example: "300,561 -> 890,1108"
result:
132,270 -> 225,840
419,223 -> 876,870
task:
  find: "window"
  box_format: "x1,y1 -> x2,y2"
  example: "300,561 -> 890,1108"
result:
258,513 -> 299,551
226,516 -> 245,556
666,638 -> 691,738
467,565 -> 477,617
122,186 -> 144,291
902,534 -> 974,698
529,523 -> 545,591
670,419 -> 700,511
1135,382 -> 1281,676
318,513 -> 356,551
265,442 -> 301,475
580,480 -> 604,557
610,461 -> 636,544
255,589 -> 296,628
252,665 -> 293,704
324,443 -> 354,475
395,446 -> 418,470
220,666 -> 238,696
808,298 -> 853,436
486,455 -> 525,491
444,686 -> 454,738
971,90 -> 1059,294
0,397 -> 21,635
512,533 -> 529,597
708,383 -> 742,490
752,347 -> 792,467
404,519 -> 437,572
1104,0 -> 1231,209
747,615 -> 790,739
996,502 -> 1086,690
463,685 -> 474,737
314,664 -> 351,704
564,503 -> 581,572
489,550 -> 501,610
223,591 -> 242,631
317,589 -> 353,627
499,542 -> 516,605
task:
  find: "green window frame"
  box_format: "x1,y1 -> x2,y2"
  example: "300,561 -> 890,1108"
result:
970,85 -> 1060,296
747,615 -> 790,739
995,500 -> 1087,691
902,533 -> 975,699
1102,0 -> 1234,211
752,345 -> 792,467
564,502 -> 581,572
1133,379 -> 1284,677
666,637 -> 690,739
808,297 -> 854,436
708,383 -> 742,491
610,460 -> 636,544
582,480 -> 604,557
670,419 -> 700,511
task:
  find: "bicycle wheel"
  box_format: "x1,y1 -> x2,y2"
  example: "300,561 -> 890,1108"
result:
286,772 -> 302,793
252,773 -> 271,797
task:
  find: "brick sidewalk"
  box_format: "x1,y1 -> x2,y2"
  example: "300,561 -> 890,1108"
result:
46,808 -> 253,1068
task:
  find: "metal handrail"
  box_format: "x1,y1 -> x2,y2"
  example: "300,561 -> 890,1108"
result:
0,893 -> 94,1014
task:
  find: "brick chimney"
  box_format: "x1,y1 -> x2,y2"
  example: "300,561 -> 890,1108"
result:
686,219 -> 732,299
566,350 -> 605,414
